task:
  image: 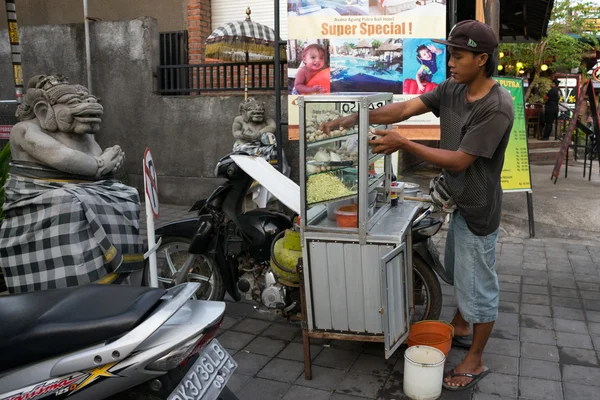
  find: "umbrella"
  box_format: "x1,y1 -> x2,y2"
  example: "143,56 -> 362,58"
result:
205,7 -> 286,100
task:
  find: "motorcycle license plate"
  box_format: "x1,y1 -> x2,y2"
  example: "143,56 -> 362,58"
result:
168,339 -> 237,400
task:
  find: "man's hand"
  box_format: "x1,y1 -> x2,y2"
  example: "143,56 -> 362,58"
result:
369,129 -> 407,155
320,114 -> 357,134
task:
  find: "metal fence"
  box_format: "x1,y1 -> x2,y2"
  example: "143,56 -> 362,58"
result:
158,61 -> 287,95
159,31 -> 189,94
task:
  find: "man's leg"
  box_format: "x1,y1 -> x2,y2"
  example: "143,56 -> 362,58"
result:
444,213 -> 499,388
542,110 -> 554,139
445,321 -> 494,387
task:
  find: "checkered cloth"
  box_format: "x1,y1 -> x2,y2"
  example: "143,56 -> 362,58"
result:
0,169 -> 144,293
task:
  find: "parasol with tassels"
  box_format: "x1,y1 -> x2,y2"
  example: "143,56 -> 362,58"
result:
205,7 -> 286,100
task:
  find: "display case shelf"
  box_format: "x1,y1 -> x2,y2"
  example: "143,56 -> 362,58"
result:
307,131 -> 357,148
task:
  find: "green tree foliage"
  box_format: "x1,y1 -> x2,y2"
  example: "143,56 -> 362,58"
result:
499,0 -> 599,101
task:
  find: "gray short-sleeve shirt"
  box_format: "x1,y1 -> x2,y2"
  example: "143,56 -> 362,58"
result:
420,79 -> 514,236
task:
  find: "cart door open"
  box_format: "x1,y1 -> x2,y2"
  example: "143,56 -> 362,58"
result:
381,243 -> 410,359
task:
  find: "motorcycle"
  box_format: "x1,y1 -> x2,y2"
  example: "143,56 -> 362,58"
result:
154,153 -> 448,322
0,282 -> 239,400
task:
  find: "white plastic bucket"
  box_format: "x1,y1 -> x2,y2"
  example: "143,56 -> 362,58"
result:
403,345 -> 446,400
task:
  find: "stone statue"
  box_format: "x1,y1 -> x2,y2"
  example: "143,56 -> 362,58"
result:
232,97 -> 276,148
0,75 -> 143,293
11,74 -> 124,177
230,97 -> 289,209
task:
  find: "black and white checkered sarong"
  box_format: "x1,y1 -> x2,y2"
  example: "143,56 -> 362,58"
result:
0,174 -> 144,293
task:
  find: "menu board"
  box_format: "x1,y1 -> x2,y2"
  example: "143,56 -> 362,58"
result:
495,77 -> 532,192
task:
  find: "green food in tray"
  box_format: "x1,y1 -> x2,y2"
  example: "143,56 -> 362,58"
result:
306,172 -> 355,204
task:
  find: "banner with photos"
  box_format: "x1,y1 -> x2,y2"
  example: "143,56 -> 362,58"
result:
287,0 -> 447,140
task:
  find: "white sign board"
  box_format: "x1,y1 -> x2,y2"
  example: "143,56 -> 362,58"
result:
144,148 -> 159,219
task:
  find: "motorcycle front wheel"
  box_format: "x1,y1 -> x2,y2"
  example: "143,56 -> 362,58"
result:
412,254 -> 443,322
145,236 -> 225,301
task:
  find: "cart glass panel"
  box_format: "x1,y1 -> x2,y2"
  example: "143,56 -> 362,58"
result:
304,101 -> 360,230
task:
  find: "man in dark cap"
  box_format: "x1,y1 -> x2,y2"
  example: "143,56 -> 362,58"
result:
542,79 -> 561,140
322,20 -> 514,390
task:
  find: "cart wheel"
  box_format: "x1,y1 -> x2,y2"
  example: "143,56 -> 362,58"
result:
412,254 -> 442,322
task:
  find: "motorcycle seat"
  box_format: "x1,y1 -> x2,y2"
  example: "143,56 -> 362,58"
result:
0,284 -> 166,372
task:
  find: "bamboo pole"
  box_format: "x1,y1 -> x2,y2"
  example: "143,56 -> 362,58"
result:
4,0 -> 23,103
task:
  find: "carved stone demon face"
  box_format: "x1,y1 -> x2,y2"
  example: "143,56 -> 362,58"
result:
17,75 -> 104,134
240,98 -> 266,123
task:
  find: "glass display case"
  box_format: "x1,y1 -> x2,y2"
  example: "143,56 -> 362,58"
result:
298,93 -> 394,238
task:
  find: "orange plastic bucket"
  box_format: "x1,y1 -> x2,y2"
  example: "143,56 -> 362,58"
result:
335,204 -> 358,228
407,320 -> 454,357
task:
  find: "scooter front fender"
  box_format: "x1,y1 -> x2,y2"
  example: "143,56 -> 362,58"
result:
155,218 -> 199,240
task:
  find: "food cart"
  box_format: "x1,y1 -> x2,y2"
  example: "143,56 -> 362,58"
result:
297,93 -> 421,378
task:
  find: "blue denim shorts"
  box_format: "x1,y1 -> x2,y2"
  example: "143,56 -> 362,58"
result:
445,212 -> 500,324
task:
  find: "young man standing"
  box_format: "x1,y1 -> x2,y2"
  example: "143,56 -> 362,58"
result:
322,20 -> 514,390
542,78 -> 561,140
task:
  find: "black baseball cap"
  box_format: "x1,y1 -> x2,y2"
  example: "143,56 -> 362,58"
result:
432,20 -> 498,54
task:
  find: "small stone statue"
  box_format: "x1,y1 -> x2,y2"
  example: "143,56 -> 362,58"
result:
0,74 -> 143,293
10,74 -> 124,177
232,97 -> 276,149
230,98 -> 289,208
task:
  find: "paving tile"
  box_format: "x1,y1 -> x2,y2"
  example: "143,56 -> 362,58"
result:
499,282 -> 520,293
550,287 -> 579,298
498,301 -> 519,314
491,313 -> 519,341
378,371 -> 404,400
553,319 -> 588,334
472,394 -> 516,400
330,394 -> 374,400
474,372 -> 518,397
521,342 -> 559,362
221,315 -> 242,330
278,342 -> 323,362
330,340 -> 364,352
243,336 -> 287,358
313,347 -> 360,371
499,291 -> 520,303
578,282 -> 600,291
553,307 -> 586,321
575,273 -> 600,283
498,274 -> 521,284
231,318 -> 272,335
556,332 -> 593,349
520,328 -> 556,345
227,373 -> 252,395
522,284 -> 549,295
583,299 -> 600,311
349,353 -> 397,377
294,365 -> 346,391
218,331 -> 256,351
521,315 -> 553,330
260,322 -> 301,341
523,262 -> 547,271
558,347 -> 600,367
519,358 -> 561,380
581,290 -> 600,301
283,385 -> 331,400
485,338 -> 520,358
523,276 -> 548,286
521,304 -> 552,317
484,353 -> 519,375
335,372 -> 386,399
551,296 -> 582,309
590,322 -> 600,335
563,382 -> 600,400
586,310 -> 600,323
518,377 -> 563,400
233,352 -> 272,376
225,301 -> 257,317
237,377 -> 290,400
257,358 -> 305,383
562,364 -> 600,387
550,279 -> 578,289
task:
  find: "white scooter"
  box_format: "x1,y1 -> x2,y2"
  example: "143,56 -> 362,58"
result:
0,282 -> 238,400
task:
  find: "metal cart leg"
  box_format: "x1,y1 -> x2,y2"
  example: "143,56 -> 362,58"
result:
297,259 -> 312,380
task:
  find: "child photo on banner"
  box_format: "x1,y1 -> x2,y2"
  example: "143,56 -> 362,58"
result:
402,39 -> 446,94
288,39 -> 331,95
330,38 -> 403,94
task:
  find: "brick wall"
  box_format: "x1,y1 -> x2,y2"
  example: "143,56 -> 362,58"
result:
187,0 -> 211,64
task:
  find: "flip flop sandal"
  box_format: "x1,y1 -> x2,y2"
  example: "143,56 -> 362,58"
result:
442,366 -> 490,391
452,335 -> 472,349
